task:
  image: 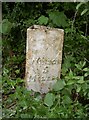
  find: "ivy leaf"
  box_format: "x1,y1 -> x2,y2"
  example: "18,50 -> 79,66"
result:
0,19 -> 12,34
53,80 -> 65,91
38,15 -> 48,25
44,93 -> 55,107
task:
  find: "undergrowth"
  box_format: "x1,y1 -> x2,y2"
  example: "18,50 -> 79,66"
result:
1,2 -> 89,118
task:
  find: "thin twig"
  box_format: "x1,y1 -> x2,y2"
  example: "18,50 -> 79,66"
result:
71,10 -> 78,31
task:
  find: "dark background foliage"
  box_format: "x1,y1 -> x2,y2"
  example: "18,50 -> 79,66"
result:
1,2 -> 89,118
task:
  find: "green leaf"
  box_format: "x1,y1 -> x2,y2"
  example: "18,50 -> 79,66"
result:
19,100 -> 28,108
69,69 -> 74,78
16,78 -> 24,83
83,68 -> 89,71
76,85 -> 81,92
44,93 -> 55,107
76,3 -> 84,10
67,80 -> 75,85
49,11 -> 68,27
15,69 -> 20,74
84,72 -> 89,77
82,61 -> 86,67
38,15 -> 48,25
53,80 -> 65,91
0,19 -> 12,34
75,61 -> 86,70
63,95 -> 72,104
81,9 -> 88,16
77,76 -> 84,84
75,64 -> 81,70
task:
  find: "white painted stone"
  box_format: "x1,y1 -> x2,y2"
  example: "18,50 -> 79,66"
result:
25,25 -> 64,93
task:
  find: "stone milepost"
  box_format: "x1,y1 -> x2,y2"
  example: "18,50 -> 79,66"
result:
25,25 -> 64,93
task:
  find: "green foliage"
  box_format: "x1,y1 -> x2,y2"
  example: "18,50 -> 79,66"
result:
48,11 -> 68,27
0,19 -> 12,34
76,2 -> 89,16
53,80 -> 65,91
38,15 -> 48,25
2,2 -> 89,119
2,60 -> 89,118
81,8 -> 88,16
44,93 -> 55,107
76,3 -> 84,10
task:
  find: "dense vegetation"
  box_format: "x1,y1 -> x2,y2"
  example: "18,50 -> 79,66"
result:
1,2 -> 89,118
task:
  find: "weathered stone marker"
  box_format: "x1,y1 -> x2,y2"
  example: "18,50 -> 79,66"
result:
25,25 -> 64,93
